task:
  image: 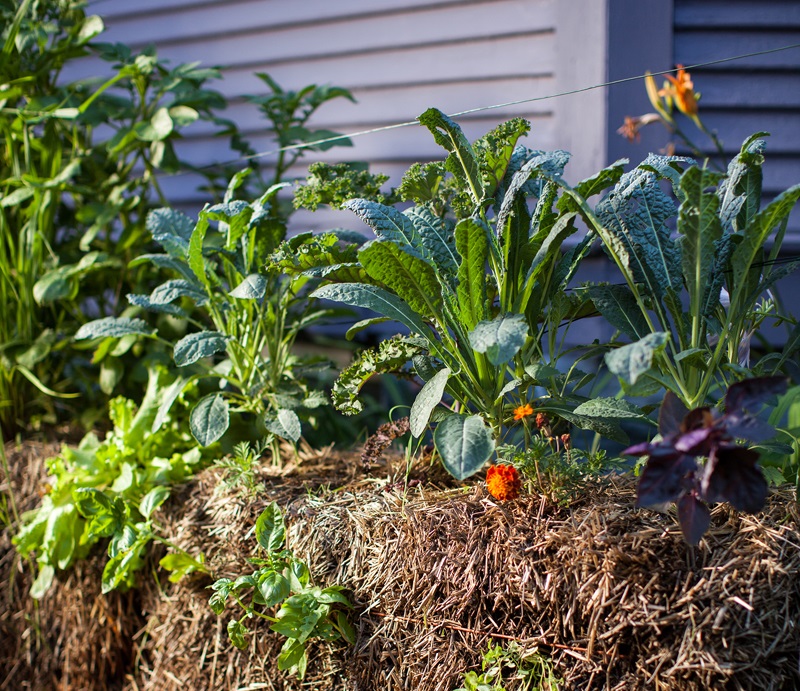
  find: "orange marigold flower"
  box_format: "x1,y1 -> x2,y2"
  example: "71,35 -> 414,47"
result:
513,403 -> 534,421
659,65 -> 698,117
486,464 -> 522,501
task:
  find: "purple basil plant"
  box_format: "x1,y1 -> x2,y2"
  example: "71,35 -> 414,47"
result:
624,376 -> 787,544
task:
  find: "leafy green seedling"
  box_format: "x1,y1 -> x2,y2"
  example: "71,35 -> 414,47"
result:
208,502 -> 354,679
14,363 -> 208,597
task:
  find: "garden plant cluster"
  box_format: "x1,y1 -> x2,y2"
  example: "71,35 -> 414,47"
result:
2,1 -> 800,687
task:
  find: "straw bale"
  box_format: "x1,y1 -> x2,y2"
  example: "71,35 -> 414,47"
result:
128,448 -> 800,691
1,438 -> 142,691
4,437 -> 798,690
129,442 -> 363,691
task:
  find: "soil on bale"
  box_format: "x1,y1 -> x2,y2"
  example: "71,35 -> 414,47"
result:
3,437 -> 800,690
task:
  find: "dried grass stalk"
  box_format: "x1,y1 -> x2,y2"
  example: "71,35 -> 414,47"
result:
129,455 -> 800,691
1,440 -> 141,691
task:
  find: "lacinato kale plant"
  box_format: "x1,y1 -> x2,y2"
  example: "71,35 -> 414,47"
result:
581,135 -> 800,409
281,110 -> 645,481
625,376 -> 787,544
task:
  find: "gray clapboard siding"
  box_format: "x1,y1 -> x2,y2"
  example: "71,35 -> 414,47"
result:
84,0 -> 609,226
85,0 -> 574,215
673,0 -> 800,239
100,0 -> 555,63
171,111 -> 556,173
674,1 -> 800,27
97,0 -> 488,24
188,76 -> 555,136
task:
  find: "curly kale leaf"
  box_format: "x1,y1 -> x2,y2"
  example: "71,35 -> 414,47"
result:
473,117 -> 531,201
268,231 -> 362,276
293,162 -> 392,211
332,337 -> 423,415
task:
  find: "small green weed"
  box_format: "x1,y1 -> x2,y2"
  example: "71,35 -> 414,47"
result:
214,440 -> 270,497
454,640 -> 562,691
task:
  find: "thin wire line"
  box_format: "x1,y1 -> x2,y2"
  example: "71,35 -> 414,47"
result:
182,41 -> 800,176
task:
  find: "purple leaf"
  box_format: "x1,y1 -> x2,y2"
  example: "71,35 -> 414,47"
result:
637,452 -> 697,507
674,426 -> 715,456
677,493 -> 711,545
622,441 -> 655,456
659,391 -> 689,437
681,407 -> 713,432
723,412 -> 778,444
700,446 -> 767,513
725,376 -> 787,415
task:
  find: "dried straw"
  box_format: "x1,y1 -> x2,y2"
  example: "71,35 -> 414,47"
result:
1,439 -> 142,691
3,438 -> 799,690
128,449 -> 800,691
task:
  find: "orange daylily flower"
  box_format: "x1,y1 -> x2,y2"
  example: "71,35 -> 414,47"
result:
617,113 -> 661,143
486,464 -> 522,501
513,403 -> 534,421
659,65 -> 699,117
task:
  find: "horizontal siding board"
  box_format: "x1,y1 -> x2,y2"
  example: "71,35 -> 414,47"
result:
100,0 -> 554,53
689,72 -> 800,108
675,1 -> 800,28
217,33 -> 555,95
102,1 -> 555,67
675,31 -> 800,70
679,110 -> 800,154
96,0 -> 487,22
186,76 -> 555,136
65,32 -> 556,94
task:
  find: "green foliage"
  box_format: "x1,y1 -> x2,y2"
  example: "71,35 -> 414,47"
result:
331,336 -> 422,415
454,641 -> 562,691
585,136 -> 800,408
759,385 -> 800,496
214,440 -> 269,496
0,0 -> 235,434
242,74 -> 357,192
293,162 -> 392,211
209,502 -> 354,679
13,364 -> 209,597
299,111 -> 624,479
76,175 -> 335,452
434,413 -> 495,481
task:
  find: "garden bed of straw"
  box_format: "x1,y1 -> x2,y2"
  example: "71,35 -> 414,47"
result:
2,438 -> 800,690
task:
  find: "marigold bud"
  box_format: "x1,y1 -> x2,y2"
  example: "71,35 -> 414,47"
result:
486,464 -> 521,501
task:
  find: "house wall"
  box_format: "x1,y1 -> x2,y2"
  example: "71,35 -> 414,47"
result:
83,1 -> 800,348
88,0 -> 612,232
671,0 -> 800,244
82,1 -> 799,236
